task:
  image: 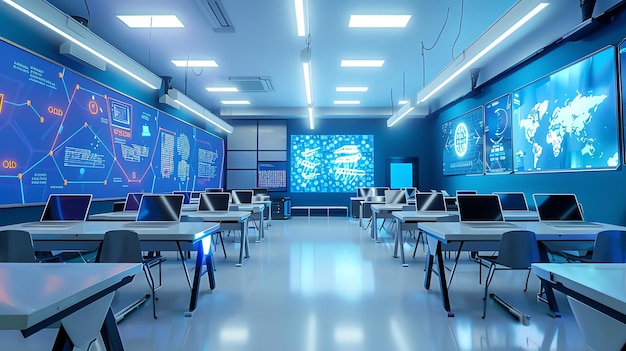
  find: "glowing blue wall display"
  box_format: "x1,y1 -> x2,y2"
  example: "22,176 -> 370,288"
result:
258,161 -> 287,191
442,107 -> 484,176
290,135 -> 374,192
512,46 -> 619,172
0,39 -> 224,205
619,39 -> 626,165
484,94 -> 512,174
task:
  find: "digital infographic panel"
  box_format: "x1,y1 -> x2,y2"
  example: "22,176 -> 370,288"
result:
620,39 -> 626,163
0,39 -> 224,205
512,46 -> 619,172
484,94 -> 512,174
290,135 -> 374,192
257,161 -> 287,191
442,107 -> 484,176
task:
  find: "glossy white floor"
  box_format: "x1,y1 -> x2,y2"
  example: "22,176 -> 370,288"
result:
3,217 -> 590,351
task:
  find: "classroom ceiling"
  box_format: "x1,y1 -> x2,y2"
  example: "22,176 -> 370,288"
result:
14,0 -> 624,124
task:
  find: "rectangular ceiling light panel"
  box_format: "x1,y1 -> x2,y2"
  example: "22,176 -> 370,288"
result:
117,15 -> 185,28
348,15 -> 411,28
340,60 -> 384,67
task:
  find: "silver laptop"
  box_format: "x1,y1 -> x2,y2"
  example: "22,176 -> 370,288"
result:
384,190 -> 406,204
198,192 -> 231,213
415,193 -> 447,214
24,194 -> 92,228
125,194 -> 183,228
493,192 -> 529,211
457,194 -> 517,228
123,192 -> 143,211
231,190 -> 253,204
533,193 -> 599,228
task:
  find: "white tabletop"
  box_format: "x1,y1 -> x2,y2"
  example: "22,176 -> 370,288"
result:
371,204 -> 407,213
393,211 -> 455,222
0,263 -> 141,330
185,211 -> 251,222
0,221 -> 219,241
532,263 -> 626,316
418,221 -> 626,242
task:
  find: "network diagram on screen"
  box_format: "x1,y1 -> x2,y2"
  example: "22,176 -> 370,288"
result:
485,94 -> 512,174
442,107 -> 484,176
290,135 -> 374,192
0,39 -> 224,205
512,46 -> 619,172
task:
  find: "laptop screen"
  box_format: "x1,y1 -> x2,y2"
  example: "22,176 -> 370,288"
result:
232,190 -> 253,204
494,192 -> 528,211
533,194 -> 583,221
253,188 -> 269,195
404,188 -> 418,200
384,190 -> 406,204
415,193 -> 446,211
357,188 -> 372,197
205,188 -> 224,193
457,194 -> 504,222
374,187 -> 389,196
198,193 -> 231,211
456,190 -> 477,196
136,194 -> 183,221
41,194 -> 92,221
172,191 -> 191,204
124,193 -> 143,211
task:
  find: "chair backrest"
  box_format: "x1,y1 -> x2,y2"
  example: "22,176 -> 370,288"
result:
591,230 -> 626,263
0,230 -> 36,263
96,230 -> 143,263
495,230 -> 540,269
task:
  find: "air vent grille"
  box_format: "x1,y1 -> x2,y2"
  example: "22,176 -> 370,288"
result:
228,77 -> 273,92
194,0 -> 234,32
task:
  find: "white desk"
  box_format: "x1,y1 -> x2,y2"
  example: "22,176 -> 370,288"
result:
417,221 -> 626,318
532,263 -> 626,350
0,221 -> 219,315
0,262 -> 141,351
230,203 -> 266,243
370,204 -> 407,242
392,211 -> 455,266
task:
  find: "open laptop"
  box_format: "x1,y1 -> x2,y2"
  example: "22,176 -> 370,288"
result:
123,192 -> 143,211
197,193 -> 231,213
456,190 -> 477,196
457,194 -> 517,228
172,191 -> 192,204
24,194 -> 92,227
205,187 -> 224,193
494,192 -> 529,212
533,194 -> 599,228
415,193 -> 447,214
357,187 -> 373,197
384,190 -> 407,204
125,194 -> 184,228
231,190 -> 253,204
189,191 -> 203,203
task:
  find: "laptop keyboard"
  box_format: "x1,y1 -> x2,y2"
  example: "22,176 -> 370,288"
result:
544,221 -> 600,228
464,222 -> 518,228
22,222 -> 76,228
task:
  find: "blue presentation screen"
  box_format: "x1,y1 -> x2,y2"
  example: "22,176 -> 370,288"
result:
485,94 -> 512,174
0,39 -> 224,205
512,46 -> 619,172
442,107 -> 484,176
290,135 -> 374,192
620,39 -> 626,164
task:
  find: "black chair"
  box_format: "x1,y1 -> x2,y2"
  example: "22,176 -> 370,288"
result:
563,230 -> 626,263
478,230 -> 540,319
96,230 -> 165,319
0,230 -> 37,263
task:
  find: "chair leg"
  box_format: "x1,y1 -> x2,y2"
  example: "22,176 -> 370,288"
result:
483,264 -> 495,319
219,232 -> 227,258
524,269 -> 531,292
412,231 -> 423,258
143,265 -> 157,319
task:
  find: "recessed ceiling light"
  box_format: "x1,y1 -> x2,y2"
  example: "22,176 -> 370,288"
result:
349,15 -> 412,28
117,15 -> 184,28
171,60 -> 218,67
334,100 -> 361,105
398,100 -> 408,105
206,87 -> 238,92
336,87 -> 368,92
340,60 -> 384,67
221,100 -> 250,105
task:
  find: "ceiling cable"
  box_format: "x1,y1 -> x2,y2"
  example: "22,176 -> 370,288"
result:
452,0 -> 465,60
421,7 -> 450,87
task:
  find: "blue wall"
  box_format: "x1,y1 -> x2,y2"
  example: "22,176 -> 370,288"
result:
431,6 -> 626,225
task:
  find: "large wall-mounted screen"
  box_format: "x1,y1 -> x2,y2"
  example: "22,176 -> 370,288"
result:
442,107 -> 484,176
0,39 -> 224,205
620,39 -> 626,163
512,46 -> 619,172
290,135 -> 374,192
257,161 -> 287,191
485,94 -> 512,174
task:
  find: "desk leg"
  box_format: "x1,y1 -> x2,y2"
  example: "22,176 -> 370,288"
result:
100,309 -> 124,351
372,212 -> 379,242
424,241 -> 435,290
52,325 -> 74,351
424,239 -> 453,316
236,219 -> 250,267
537,242 -> 562,317
399,223 -> 407,267
393,219 -> 400,258
188,241 -> 208,315
258,214 -> 264,242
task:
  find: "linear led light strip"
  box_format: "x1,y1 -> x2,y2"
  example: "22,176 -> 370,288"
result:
4,0 -> 160,89
168,89 -> 233,133
302,61 -> 314,129
308,107 -> 314,129
418,3 -> 548,104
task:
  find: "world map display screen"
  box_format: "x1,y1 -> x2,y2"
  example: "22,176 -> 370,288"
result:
485,94 -> 512,174
0,39 -> 225,205
290,135 -> 374,192
512,46 -> 619,172
442,107 -> 484,176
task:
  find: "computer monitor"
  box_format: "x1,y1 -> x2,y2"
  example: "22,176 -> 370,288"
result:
457,194 -> 504,222
205,188 -> 224,193
41,194 -> 92,221
374,187 -> 389,196
415,193 -> 446,211
123,192 -> 143,211
232,190 -> 253,204
533,194 -> 584,221
252,188 -> 269,195
172,191 -> 191,204
456,190 -> 477,196
384,190 -> 406,204
136,194 -> 183,222
494,192 -> 528,211
357,187 -> 373,197
198,193 -> 231,211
